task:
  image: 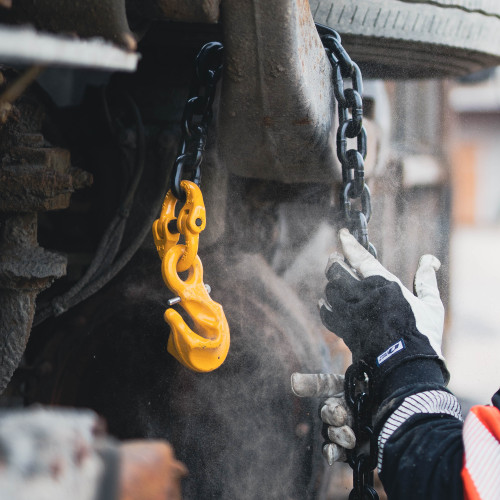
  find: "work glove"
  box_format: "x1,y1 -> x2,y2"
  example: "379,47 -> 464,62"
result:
291,372 -> 356,464
319,228 -> 448,396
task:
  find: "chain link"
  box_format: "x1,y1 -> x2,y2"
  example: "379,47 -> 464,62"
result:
345,361 -> 379,500
317,23 -> 379,500
171,42 -> 224,200
316,23 -> 377,258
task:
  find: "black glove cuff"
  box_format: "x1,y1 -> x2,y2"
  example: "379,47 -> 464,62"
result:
366,353 -> 449,403
377,358 -> 445,404
357,325 -> 449,400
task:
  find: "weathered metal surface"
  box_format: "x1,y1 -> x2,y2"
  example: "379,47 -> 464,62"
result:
311,0 -> 500,78
0,206 -> 67,394
0,26 -> 139,72
120,441 -> 187,500
216,0 -> 385,184
0,407 -> 186,500
217,0 -> 338,183
0,0 -> 135,50
0,74 -> 92,394
0,0 -> 220,54
0,408 -> 109,500
126,0 -> 221,24
0,214 -> 63,394
0,147 -> 87,212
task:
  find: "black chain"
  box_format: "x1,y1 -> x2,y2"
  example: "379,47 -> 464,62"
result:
316,23 -> 377,258
317,24 -> 379,500
344,362 -> 379,500
171,41 -> 224,200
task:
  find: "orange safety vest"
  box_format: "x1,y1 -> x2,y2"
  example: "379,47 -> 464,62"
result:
462,405 -> 500,499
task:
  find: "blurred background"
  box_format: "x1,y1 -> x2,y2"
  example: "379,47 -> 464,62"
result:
446,70 -> 500,409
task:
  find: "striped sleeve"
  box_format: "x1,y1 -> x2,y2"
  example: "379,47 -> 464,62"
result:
376,387 -> 464,499
378,389 -> 463,471
462,405 -> 500,500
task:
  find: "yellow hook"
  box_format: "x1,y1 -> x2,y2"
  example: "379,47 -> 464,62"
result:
162,245 -> 230,372
152,180 -> 229,372
152,180 -> 206,271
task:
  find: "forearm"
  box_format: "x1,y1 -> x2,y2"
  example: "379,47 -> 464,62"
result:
311,228 -> 464,491
375,374 -> 464,500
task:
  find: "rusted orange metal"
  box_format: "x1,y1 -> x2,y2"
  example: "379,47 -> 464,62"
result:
120,441 -> 187,500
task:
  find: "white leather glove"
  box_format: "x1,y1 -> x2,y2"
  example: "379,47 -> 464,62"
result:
319,228 -> 448,390
291,373 -> 356,464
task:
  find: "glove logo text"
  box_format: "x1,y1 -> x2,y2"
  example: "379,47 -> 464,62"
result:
377,339 -> 405,366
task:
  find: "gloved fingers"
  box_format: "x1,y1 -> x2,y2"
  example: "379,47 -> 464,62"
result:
324,272 -> 389,308
291,372 -> 345,398
318,292 -> 366,346
338,228 -> 399,283
319,299 -> 360,344
320,397 -> 352,426
322,443 -> 347,465
325,253 -> 360,283
327,425 -> 356,450
324,270 -> 364,304
414,254 -> 442,307
319,298 -> 341,334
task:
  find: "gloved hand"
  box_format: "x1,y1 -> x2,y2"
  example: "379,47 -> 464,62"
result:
319,228 -> 448,394
291,372 -> 356,464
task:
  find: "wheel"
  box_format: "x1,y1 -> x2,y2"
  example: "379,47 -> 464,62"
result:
310,0 -> 500,78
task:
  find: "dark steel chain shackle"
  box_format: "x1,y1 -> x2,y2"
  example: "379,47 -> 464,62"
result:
171,42 -> 224,200
317,23 -> 379,500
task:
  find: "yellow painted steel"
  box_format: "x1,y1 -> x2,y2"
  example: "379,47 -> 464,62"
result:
152,180 -> 206,272
152,180 -> 230,372
162,245 -> 230,372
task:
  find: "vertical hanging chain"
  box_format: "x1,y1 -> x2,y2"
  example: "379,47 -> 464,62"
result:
171,42 -> 224,200
316,23 -> 377,258
344,362 -> 379,500
316,24 -> 379,500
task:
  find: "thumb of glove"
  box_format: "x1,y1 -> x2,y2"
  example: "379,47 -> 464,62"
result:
406,253 -> 445,363
413,254 -> 441,309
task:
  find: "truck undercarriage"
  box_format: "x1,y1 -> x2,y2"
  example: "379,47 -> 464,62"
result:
0,1 -> 499,498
